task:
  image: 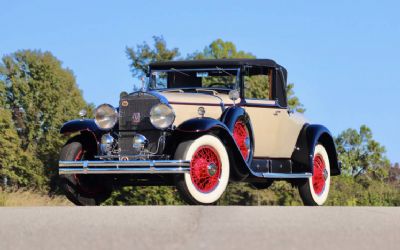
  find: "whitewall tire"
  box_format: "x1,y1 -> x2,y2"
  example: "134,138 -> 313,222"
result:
298,144 -> 331,206
175,135 -> 230,205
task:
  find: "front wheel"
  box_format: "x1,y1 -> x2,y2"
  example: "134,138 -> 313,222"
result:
175,135 -> 230,205
58,137 -> 111,206
298,144 -> 331,206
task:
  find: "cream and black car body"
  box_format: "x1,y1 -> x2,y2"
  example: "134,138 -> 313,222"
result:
58,59 -> 341,206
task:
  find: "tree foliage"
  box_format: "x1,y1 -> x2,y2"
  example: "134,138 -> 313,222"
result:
335,125 -> 390,180
0,107 -> 44,188
287,83 -> 305,113
189,39 -> 255,59
0,50 -> 89,188
104,186 -> 183,205
126,36 -> 180,78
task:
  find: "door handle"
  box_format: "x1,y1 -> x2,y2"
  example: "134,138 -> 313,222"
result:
273,110 -> 281,116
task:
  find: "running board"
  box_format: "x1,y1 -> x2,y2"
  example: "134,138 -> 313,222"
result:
249,158 -> 312,179
262,172 -> 312,179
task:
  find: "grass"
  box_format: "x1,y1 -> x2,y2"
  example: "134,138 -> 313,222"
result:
0,189 -> 72,206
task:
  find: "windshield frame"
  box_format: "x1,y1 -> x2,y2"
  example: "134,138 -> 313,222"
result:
148,67 -> 241,91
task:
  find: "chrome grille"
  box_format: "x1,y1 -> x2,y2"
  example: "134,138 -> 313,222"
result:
118,92 -> 162,157
119,92 -> 160,131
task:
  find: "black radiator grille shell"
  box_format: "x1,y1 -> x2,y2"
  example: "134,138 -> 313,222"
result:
118,92 -> 162,156
119,92 -> 160,131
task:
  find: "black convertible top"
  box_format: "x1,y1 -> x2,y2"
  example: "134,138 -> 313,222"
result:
150,59 -> 288,87
150,59 -> 283,70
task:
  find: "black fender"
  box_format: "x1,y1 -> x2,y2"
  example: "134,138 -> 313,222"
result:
60,119 -> 104,154
220,106 -> 252,133
171,116 -> 251,181
291,124 -> 341,176
219,106 -> 255,164
60,119 -> 103,138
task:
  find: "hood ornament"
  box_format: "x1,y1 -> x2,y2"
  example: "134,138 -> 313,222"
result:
141,77 -> 146,92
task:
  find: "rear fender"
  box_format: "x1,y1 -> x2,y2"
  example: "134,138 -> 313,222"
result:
291,124 -> 341,176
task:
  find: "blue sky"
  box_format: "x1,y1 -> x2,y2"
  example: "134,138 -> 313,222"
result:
1,0 -> 399,163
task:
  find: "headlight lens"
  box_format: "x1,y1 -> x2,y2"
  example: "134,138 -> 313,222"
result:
94,104 -> 118,130
150,103 -> 175,129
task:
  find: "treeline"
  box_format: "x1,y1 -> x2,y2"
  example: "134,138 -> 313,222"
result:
0,37 -> 399,205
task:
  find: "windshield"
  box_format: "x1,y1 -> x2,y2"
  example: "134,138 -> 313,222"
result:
148,67 -> 240,90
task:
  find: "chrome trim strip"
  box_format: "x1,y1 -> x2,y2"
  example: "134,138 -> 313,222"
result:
59,167 -> 190,175
59,160 -> 190,167
262,173 -> 312,179
59,160 -> 191,175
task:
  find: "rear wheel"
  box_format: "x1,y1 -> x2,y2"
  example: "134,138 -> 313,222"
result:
59,137 -> 111,206
175,135 -> 230,205
298,144 -> 331,206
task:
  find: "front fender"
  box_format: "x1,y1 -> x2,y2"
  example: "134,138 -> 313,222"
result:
175,117 -> 226,133
60,119 -> 104,140
291,124 -> 341,176
220,106 -> 249,131
172,117 -> 250,181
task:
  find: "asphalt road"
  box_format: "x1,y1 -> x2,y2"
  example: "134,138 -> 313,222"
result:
0,206 -> 399,250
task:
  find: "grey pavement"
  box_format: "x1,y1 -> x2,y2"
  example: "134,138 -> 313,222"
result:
0,206 -> 399,250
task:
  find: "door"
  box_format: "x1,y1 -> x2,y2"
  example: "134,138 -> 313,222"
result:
244,100 -> 284,157
242,66 -> 284,157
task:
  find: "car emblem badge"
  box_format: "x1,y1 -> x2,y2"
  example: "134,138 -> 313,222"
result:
121,100 -> 129,107
132,112 -> 141,124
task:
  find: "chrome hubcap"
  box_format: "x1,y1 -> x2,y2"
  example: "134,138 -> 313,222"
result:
323,168 -> 329,180
207,163 -> 218,176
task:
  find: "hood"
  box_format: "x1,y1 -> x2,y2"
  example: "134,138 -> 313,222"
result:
158,91 -> 235,106
152,91 -> 236,126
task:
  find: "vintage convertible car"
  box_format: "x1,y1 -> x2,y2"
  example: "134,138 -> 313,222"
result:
58,59 -> 340,206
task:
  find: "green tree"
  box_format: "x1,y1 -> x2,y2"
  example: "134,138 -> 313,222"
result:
190,39 -> 255,59
335,125 -> 390,180
0,79 -> 44,188
0,50 -> 89,187
126,36 -> 180,78
287,83 -> 305,113
104,186 -> 183,205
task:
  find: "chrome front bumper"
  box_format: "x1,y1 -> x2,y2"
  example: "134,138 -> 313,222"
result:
58,160 -> 190,175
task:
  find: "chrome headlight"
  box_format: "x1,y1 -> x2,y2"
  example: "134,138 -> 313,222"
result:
94,104 -> 118,130
150,103 -> 175,129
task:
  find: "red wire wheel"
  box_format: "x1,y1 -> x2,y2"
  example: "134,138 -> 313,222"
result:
190,146 -> 222,193
233,120 -> 250,160
312,154 -> 326,195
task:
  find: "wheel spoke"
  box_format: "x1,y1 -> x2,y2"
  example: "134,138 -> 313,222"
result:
312,154 -> 326,195
190,146 -> 222,193
233,120 -> 250,160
